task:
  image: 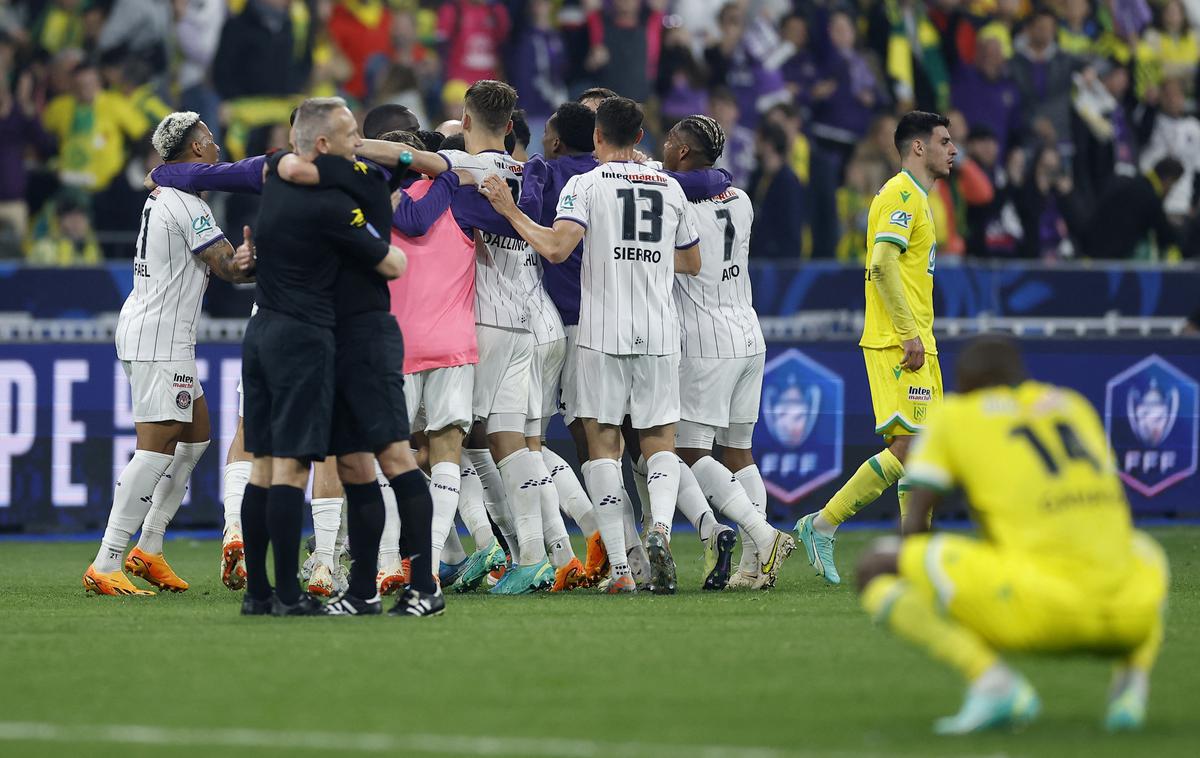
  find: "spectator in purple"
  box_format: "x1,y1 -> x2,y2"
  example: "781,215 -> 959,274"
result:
709,86 -> 755,187
509,0 -> 566,154
1013,144 -> 1076,259
704,1 -> 789,129
780,13 -> 819,116
965,126 -> 1026,258
1010,9 -> 1081,152
951,32 -> 1022,154
0,64 -> 53,246
810,10 -> 880,259
655,24 -> 709,131
749,120 -> 805,260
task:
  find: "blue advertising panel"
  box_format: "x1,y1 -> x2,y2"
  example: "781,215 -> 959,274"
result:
0,338 -> 1196,533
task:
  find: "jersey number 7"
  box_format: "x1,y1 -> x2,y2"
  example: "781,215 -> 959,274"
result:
617,188 -> 663,243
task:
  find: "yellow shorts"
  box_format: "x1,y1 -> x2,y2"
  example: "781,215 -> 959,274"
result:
862,346 -> 943,436
898,532 -> 1168,655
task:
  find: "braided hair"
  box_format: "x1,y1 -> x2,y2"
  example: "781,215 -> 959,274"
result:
675,115 -> 726,163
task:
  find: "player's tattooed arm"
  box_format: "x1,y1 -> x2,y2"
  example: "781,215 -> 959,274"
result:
197,234 -> 255,283
479,174 -> 583,262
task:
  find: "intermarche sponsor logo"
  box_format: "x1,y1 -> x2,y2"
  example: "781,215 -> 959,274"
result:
1105,355 -> 1199,497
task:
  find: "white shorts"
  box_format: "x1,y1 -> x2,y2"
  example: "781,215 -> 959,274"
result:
679,353 -> 765,428
574,347 -> 680,429
560,325 -> 580,425
527,337 -> 566,436
405,364 -> 474,434
122,359 -> 205,423
473,324 -> 532,432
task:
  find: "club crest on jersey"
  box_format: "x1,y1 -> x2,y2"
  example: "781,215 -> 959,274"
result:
1105,355 -> 1198,497
349,208 -> 366,228
756,349 -> 844,504
176,391 -> 191,410
889,210 -> 911,229
192,214 -> 213,234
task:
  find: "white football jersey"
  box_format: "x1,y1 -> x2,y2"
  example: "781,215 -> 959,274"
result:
439,148 -> 536,331
556,162 -> 698,356
674,187 -> 765,358
116,188 -> 225,361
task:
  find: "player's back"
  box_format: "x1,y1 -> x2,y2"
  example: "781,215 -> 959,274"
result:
115,187 -> 216,362
861,171 -> 938,354
925,381 -> 1134,586
674,186 -> 763,358
561,161 -> 697,355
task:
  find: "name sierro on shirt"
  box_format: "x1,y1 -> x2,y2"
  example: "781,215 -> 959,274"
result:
613,246 -> 662,262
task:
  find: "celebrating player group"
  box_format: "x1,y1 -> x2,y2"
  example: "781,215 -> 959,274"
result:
80,81 -> 1167,733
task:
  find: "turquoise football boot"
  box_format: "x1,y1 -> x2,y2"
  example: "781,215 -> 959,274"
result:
933,675 -> 1041,735
438,557 -> 470,589
795,513 -> 840,585
1104,670 -> 1148,732
454,538 -> 507,593
490,559 -> 555,595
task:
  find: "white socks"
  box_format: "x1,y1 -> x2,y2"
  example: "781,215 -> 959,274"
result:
311,497 -> 343,570
583,458 -> 628,570
136,440 -> 209,555
458,451 -> 498,550
378,469 -> 400,566
632,456 -> 652,534
542,446 -> 598,535
222,459 -> 251,532
734,464 -> 768,572
644,450 -> 679,537
531,450 -> 574,567
694,456 -> 776,558
94,449 -> 173,572
428,461 -> 460,569
674,459 -> 718,541
496,448 -> 546,566
468,448 -> 519,562
812,512 -> 838,537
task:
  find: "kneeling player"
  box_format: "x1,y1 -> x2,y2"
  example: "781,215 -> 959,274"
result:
856,337 -> 1168,734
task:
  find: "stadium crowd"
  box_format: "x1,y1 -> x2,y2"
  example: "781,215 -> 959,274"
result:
3,0 -> 1200,264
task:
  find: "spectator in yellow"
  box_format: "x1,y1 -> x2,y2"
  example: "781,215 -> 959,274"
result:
1057,0 -> 1099,59
30,0 -> 87,55
26,193 -> 101,266
1136,0 -> 1199,98
100,52 -> 171,126
43,60 -> 150,192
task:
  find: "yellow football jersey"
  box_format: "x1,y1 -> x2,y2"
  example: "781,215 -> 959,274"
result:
860,170 -> 938,355
906,381 -> 1135,590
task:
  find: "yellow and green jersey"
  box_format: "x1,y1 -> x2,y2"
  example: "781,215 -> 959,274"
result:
860,170 -> 938,355
906,381 -> 1136,589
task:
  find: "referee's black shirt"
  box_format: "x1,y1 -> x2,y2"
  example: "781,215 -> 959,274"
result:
252,152 -> 391,328
312,154 -> 400,319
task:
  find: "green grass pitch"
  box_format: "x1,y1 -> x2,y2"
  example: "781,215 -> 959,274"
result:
0,528 -> 1197,758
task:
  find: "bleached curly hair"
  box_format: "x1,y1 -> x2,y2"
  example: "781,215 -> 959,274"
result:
152,111 -> 202,161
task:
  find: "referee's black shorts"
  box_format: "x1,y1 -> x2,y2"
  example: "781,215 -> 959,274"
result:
242,308 -> 336,461
329,310 -> 410,456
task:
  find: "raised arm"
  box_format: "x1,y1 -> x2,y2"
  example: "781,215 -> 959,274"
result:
356,139 -> 448,178
479,175 -> 584,262
150,155 -> 268,194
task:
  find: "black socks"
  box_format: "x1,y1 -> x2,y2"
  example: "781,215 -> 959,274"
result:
390,470 -> 435,594
343,481 -> 385,599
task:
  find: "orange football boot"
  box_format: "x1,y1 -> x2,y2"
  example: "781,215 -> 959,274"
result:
221,528 -> 246,591
124,548 -> 189,592
377,557 -> 411,596
551,557 -> 588,592
82,564 -> 155,596
582,531 -> 609,586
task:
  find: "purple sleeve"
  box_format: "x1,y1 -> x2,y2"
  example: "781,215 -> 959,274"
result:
151,155 -> 267,195
520,157 -> 548,224
664,167 -> 733,201
391,171 -> 459,236
451,187 -> 521,237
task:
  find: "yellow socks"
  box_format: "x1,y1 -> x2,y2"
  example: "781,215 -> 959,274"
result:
818,448 -> 905,526
862,575 -> 998,682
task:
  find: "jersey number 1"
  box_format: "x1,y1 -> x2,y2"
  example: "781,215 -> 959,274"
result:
617,188 -> 663,243
138,208 -> 151,259
1010,422 -> 1100,476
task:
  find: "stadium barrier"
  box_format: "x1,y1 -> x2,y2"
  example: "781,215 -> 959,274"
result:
1,336 -> 1196,533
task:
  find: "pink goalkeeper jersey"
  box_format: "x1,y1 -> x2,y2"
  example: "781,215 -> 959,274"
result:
389,179 -> 478,373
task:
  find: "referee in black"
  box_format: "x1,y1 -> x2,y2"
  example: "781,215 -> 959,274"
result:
276,129 -> 446,617
239,97 -> 406,616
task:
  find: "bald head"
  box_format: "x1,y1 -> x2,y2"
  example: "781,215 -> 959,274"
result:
955,335 -> 1028,393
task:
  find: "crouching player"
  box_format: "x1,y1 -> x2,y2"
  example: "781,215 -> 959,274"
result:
856,337 -> 1168,734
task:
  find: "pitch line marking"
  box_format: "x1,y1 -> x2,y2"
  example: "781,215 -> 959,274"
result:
0,721 -> 1011,758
